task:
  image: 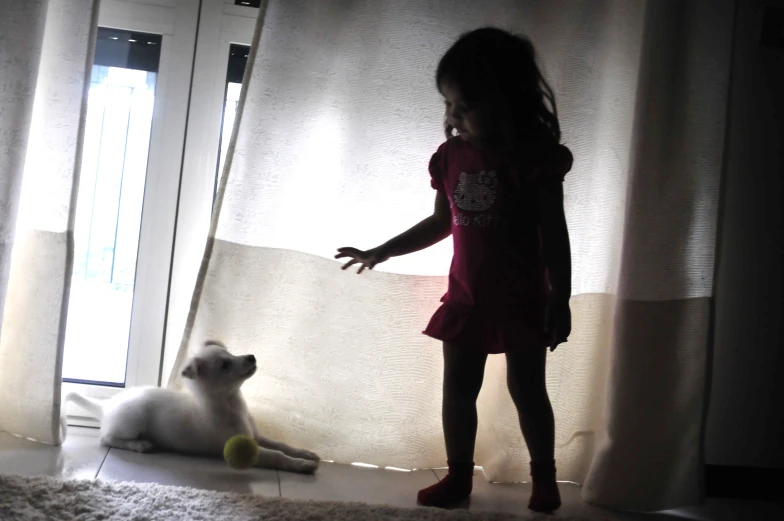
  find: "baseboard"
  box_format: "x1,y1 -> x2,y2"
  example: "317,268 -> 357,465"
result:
705,464 -> 784,501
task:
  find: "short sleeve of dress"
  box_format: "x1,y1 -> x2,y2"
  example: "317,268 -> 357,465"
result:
428,142 -> 448,192
524,144 -> 573,184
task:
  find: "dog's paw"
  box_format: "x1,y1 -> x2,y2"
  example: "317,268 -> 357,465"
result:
298,449 -> 320,463
295,458 -> 319,474
131,440 -> 156,453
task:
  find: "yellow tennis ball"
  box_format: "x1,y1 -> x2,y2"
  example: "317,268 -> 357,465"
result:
223,434 -> 259,470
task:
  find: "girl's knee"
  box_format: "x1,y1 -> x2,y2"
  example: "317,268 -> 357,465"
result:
444,370 -> 484,401
442,343 -> 487,399
506,370 -> 548,409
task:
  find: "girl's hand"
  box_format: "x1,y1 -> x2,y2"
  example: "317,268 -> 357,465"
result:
334,246 -> 390,274
545,297 -> 571,351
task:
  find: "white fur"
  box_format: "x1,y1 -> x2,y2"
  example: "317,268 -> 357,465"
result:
60,341 -> 319,474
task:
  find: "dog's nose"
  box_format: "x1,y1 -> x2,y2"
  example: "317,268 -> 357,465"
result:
246,355 -> 256,364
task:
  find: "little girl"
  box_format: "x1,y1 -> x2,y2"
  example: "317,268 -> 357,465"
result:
336,27 -> 573,513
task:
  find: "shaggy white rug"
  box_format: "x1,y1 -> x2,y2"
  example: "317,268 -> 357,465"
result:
0,474 -> 616,521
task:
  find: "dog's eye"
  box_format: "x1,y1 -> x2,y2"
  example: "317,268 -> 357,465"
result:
221,360 -> 231,371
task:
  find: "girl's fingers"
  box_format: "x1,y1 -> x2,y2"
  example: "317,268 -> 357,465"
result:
336,247 -> 375,274
356,260 -> 377,274
335,247 -> 359,259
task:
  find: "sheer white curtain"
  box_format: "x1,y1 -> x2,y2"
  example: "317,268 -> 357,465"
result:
169,0 -> 734,510
0,0 -> 99,444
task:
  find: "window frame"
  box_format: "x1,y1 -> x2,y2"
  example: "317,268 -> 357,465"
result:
160,0 -> 257,383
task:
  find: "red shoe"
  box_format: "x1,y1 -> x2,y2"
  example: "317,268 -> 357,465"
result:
528,460 -> 561,512
417,461 -> 474,508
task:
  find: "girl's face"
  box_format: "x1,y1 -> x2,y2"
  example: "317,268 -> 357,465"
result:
440,80 -> 494,146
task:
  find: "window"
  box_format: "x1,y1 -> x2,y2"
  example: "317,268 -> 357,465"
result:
63,0 -> 201,425
63,0 -> 258,425
63,28 -> 162,386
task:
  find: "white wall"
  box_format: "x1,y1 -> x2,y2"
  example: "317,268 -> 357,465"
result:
705,0 -> 784,468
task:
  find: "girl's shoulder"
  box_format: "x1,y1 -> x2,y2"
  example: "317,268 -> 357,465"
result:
433,136 -> 468,155
433,136 -> 488,164
428,137 -> 476,190
430,136 -> 469,167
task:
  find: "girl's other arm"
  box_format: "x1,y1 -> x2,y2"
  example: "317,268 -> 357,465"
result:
537,183 -> 571,301
537,182 -> 572,347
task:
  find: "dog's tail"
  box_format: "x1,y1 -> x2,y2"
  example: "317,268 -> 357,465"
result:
59,392 -> 105,443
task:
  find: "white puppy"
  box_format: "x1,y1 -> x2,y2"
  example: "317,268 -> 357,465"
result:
60,341 -> 319,474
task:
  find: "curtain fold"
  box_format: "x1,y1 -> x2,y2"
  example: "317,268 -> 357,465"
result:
0,0 -> 99,445
168,0 -> 734,510
583,0 -> 735,509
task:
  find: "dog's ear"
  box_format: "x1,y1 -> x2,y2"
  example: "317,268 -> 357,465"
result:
204,339 -> 227,351
181,358 -> 203,379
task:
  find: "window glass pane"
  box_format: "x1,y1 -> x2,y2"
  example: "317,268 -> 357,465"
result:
62,28 -> 162,386
215,44 -> 250,204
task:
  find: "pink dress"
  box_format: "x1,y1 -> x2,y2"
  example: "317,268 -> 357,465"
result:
423,137 -> 573,353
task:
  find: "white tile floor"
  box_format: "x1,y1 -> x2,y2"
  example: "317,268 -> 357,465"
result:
0,430 -> 780,520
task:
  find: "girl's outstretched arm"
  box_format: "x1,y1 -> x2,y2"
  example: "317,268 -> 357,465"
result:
537,182 -> 572,348
336,191 -> 452,273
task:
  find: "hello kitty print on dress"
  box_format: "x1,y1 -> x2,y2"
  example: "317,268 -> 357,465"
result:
453,170 -> 498,212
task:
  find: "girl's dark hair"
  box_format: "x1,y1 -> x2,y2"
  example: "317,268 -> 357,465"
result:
436,27 -> 561,146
